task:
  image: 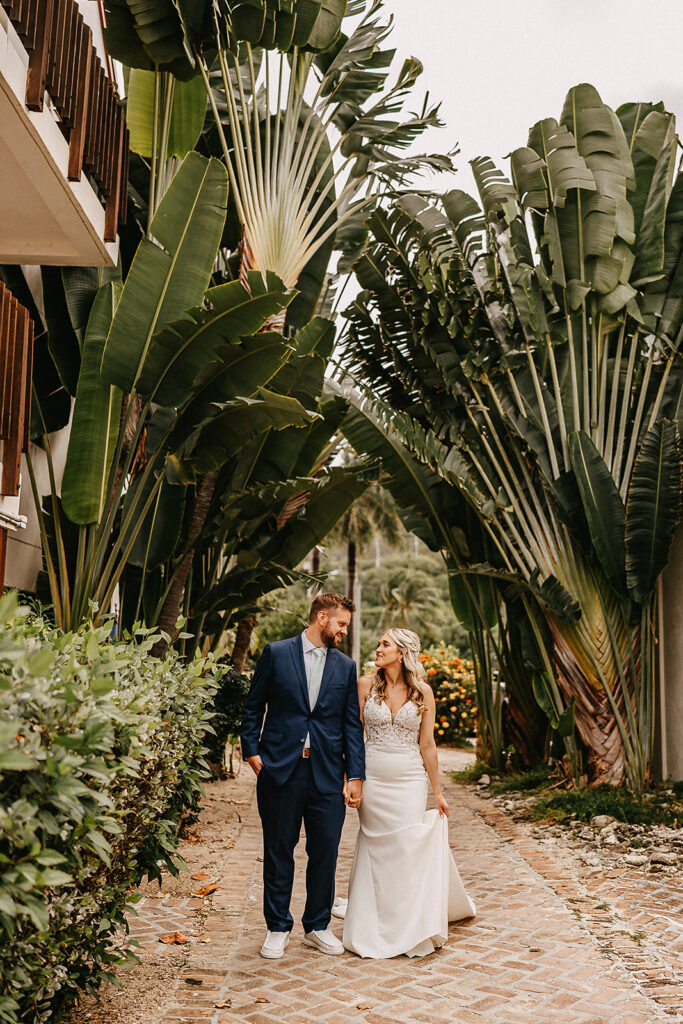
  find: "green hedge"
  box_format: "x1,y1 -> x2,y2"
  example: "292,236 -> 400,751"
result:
0,594 -> 221,1023
204,664 -> 250,771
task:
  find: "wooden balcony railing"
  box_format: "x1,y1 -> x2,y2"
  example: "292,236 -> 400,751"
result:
0,281 -> 33,591
1,0 -> 128,241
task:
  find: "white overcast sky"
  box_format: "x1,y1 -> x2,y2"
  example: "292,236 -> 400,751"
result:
382,0 -> 683,197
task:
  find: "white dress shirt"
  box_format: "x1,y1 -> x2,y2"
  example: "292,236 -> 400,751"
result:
301,629 -> 327,750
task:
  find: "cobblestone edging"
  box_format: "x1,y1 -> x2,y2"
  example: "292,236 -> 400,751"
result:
459,789 -> 683,1021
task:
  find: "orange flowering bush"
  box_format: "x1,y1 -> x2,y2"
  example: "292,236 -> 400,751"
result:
420,645 -> 477,744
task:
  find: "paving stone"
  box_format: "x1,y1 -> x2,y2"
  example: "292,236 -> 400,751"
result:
121,764 -> 681,1024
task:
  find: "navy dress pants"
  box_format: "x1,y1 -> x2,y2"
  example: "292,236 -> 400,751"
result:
256,757 -> 346,933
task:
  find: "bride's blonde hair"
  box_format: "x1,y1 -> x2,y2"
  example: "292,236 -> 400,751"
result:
373,628 -> 427,714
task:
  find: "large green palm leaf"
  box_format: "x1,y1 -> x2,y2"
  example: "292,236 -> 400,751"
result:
61,284 -> 123,525
101,152 -> 228,391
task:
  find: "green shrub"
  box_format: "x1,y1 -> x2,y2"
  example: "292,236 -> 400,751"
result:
451,760 -> 495,784
490,764 -> 554,794
530,786 -> 683,826
0,594 -> 221,1023
419,645 -> 477,744
204,664 -> 251,770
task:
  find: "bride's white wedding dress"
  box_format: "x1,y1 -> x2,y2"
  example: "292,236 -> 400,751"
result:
342,689 -> 476,958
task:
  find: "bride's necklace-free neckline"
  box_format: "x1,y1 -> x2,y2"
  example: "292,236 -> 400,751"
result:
384,681 -> 410,725
388,699 -> 411,725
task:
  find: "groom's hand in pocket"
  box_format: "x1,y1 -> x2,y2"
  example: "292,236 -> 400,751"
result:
247,755 -> 263,776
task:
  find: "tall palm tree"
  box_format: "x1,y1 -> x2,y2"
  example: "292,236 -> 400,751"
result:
330,478 -> 401,661
338,85 -> 683,790
380,571 -> 442,633
101,0 -> 453,652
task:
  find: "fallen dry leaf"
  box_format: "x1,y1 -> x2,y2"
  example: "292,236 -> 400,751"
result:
159,932 -> 189,945
215,1001 -> 232,1009
191,871 -> 210,881
256,856 -> 264,862
192,882 -> 219,897
357,1003 -> 373,1010
254,997 -> 269,1003
199,938 -> 212,943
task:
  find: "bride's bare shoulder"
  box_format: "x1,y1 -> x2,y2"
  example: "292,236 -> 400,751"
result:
417,680 -> 434,699
358,674 -> 374,694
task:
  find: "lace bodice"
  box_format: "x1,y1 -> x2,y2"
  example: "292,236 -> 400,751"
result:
363,689 -> 422,752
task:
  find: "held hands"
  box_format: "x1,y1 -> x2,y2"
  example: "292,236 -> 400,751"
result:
345,778 -> 363,809
246,755 -> 263,776
435,792 -> 449,817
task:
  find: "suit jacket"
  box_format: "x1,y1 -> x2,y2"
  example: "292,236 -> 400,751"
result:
240,635 -> 366,793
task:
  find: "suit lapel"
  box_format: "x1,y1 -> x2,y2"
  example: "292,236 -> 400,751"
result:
289,634 -> 309,706
317,647 -> 339,705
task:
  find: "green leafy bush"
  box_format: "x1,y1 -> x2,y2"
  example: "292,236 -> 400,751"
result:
0,594 -> 221,1023
204,664 -> 251,771
451,760 -> 495,784
530,786 -> 683,826
419,645 -> 477,744
490,764 -> 553,794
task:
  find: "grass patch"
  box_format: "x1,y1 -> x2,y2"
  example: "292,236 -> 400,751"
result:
451,761 -> 683,828
448,736 -> 475,751
451,760 -> 494,784
529,786 -> 683,826
490,764 -> 554,795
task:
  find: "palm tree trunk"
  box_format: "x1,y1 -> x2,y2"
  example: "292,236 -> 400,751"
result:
308,545 -> 322,598
502,690 -> 549,766
232,611 -> 257,672
346,539 -> 357,660
107,394 -> 146,522
152,469 -> 218,657
548,614 -> 634,785
352,577 -> 361,668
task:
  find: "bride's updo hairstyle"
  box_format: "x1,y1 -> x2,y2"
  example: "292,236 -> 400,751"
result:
373,628 -> 427,714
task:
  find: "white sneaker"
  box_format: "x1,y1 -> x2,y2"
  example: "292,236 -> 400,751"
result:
331,897 -> 347,920
260,930 -> 290,959
303,927 -> 345,955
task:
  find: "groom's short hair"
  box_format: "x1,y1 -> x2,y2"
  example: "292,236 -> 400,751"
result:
309,592 -> 356,621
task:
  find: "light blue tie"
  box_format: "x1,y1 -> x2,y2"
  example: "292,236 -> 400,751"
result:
308,647 -> 326,710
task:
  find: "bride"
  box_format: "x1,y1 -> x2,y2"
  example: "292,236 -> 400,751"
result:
341,627 -> 476,958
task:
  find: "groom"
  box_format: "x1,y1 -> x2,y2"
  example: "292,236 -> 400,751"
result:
240,593 -> 365,959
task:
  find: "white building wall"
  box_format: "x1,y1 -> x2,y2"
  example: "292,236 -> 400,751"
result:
5,431 -> 71,593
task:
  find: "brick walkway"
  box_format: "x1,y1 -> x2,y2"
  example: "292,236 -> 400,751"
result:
131,767 -> 682,1024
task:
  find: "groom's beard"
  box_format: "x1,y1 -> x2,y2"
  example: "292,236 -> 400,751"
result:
321,623 -> 341,648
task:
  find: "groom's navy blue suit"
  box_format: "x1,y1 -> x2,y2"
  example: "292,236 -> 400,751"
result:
241,634 -> 365,933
